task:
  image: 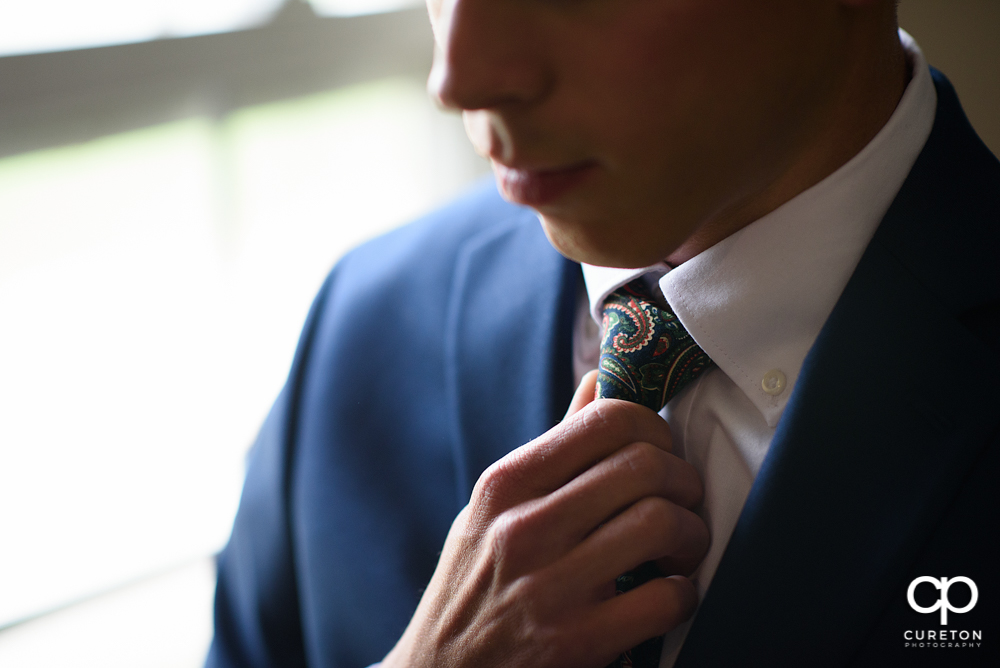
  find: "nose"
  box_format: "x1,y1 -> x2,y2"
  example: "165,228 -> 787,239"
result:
427,0 -> 550,111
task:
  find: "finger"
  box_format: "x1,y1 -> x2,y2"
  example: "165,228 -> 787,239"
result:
474,448 -> 703,576
476,400 -> 673,510
567,496 -> 710,584
547,440 -> 703,543
564,369 -> 599,419
481,443 -> 704,577
531,441 -> 702,559
580,576 -> 698,666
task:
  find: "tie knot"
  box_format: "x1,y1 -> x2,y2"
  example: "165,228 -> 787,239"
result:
596,278 -> 713,411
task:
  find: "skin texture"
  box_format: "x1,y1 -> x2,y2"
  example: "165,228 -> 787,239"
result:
383,374 -> 708,668
426,0 -> 906,268
382,1 -> 909,666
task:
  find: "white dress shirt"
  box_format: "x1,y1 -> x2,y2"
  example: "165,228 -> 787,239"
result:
574,29 -> 938,667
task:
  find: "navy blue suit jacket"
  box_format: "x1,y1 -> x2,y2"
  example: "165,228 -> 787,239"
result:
207,71 -> 999,668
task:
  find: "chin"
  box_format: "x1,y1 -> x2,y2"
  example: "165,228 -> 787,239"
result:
536,211 -> 669,269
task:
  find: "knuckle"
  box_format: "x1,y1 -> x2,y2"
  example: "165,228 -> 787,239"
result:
674,458 -> 705,507
470,466 -> 497,508
472,453 -> 524,510
650,577 -> 697,629
619,441 -> 662,476
475,460 -> 507,498
634,496 -> 676,535
631,498 -> 689,562
509,571 -> 542,601
584,397 -> 671,453
485,511 -> 520,554
485,506 -> 543,566
582,399 -> 633,436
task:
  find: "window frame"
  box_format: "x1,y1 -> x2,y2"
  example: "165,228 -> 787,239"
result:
0,7 -> 433,160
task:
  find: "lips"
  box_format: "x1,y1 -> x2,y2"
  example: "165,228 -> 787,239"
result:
494,161 -> 597,207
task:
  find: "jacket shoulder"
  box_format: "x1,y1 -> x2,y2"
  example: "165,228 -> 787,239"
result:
874,69 -> 1000,316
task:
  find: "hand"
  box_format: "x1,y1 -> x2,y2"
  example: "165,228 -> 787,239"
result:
381,371 -> 709,668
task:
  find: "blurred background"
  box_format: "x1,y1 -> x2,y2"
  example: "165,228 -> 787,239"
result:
0,1 -> 996,666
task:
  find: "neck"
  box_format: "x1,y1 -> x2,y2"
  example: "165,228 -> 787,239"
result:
666,8 -> 908,267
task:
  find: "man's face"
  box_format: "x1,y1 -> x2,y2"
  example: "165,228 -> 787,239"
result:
427,0 -> 848,267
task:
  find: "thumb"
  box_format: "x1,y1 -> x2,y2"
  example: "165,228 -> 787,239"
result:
564,369 -> 599,419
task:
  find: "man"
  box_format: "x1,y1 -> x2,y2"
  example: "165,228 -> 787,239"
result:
207,0 -> 999,666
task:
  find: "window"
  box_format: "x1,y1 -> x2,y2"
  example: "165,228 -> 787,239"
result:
0,0 -> 422,57
0,3 -> 486,662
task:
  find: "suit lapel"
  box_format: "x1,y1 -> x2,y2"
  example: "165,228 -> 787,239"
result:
676,71 -> 1000,666
676,240 -> 1000,666
445,211 -> 579,504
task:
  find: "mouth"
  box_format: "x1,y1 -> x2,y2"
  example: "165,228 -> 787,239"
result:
493,161 -> 598,208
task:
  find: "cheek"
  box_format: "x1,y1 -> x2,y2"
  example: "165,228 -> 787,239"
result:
566,13 -> 735,166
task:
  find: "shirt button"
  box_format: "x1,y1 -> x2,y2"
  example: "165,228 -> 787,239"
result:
762,369 -> 787,396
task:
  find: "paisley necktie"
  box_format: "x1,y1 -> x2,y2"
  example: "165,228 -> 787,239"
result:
596,278 -> 713,668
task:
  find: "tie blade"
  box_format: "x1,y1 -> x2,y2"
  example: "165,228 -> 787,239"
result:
596,279 -> 713,666
605,562 -> 668,668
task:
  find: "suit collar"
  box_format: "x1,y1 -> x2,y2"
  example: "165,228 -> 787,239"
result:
871,68 -> 1000,313
676,71 -> 1000,666
445,208 -> 578,503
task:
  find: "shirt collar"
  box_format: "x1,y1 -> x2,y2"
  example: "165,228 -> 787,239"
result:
581,29 -> 936,427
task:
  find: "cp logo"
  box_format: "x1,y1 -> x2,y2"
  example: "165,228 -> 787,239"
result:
907,576 -> 978,625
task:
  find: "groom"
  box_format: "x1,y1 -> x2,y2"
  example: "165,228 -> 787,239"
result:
208,1 -> 1000,666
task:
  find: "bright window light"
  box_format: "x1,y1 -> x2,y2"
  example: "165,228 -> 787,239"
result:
309,0 -> 422,18
0,560 -> 216,668
0,0 -> 284,57
0,1 -> 427,58
0,76 -> 486,629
